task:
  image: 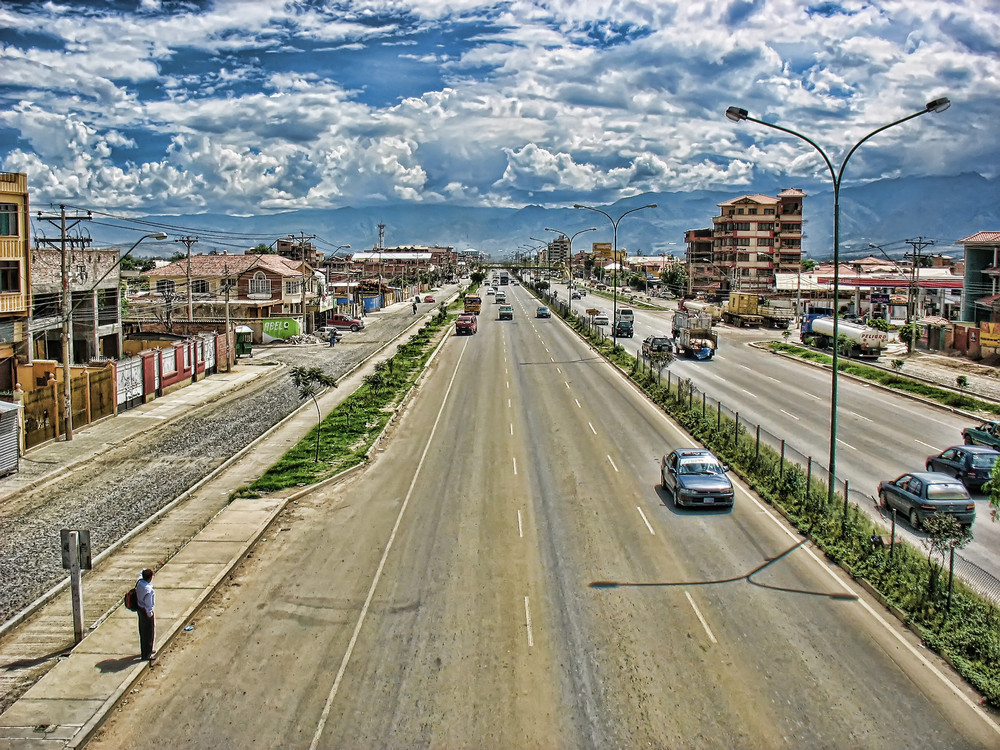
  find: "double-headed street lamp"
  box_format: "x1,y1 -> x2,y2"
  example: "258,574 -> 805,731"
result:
725,97 -> 951,505
573,203 -> 657,342
544,226 -> 596,315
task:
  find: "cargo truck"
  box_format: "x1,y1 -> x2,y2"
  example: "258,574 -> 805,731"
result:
801,316 -> 888,359
672,310 -> 717,360
722,293 -> 764,328
679,299 -> 723,324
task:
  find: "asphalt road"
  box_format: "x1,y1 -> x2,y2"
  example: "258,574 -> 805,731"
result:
575,291 -> 1000,579
89,284 -> 1000,749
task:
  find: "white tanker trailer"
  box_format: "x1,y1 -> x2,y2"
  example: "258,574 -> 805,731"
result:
801,316 -> 888,359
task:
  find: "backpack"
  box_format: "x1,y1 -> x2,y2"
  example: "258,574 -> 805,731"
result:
124,588 -> 140,612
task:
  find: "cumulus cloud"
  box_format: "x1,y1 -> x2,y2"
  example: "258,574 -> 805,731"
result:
0,0 -> 997,217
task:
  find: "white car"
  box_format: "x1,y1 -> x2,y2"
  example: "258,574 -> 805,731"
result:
594,313 -> 610,325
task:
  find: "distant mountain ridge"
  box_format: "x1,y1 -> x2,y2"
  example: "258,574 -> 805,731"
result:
118,173 -> 1000,262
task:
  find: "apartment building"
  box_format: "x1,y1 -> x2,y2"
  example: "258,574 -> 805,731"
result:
687,188 -> 805,295
958,231 -> 1000,324
0,173 -> 30,391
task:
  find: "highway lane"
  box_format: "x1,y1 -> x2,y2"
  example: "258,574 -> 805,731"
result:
576,291 -> 1000,576
89,285 -> 998,749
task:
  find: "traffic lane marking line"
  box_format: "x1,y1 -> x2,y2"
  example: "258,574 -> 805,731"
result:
636,506 -> 655,535
685,591 -> 718,644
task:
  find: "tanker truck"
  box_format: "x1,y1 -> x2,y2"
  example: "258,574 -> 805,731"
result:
672,310 -> 718,360
800,316 -> 888,359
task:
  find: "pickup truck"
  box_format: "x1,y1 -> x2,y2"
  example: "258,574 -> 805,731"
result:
963,421 -> 1000,449
324,313 -> 365,332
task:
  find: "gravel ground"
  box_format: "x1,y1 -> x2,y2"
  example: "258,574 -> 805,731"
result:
0,297 -> 450,626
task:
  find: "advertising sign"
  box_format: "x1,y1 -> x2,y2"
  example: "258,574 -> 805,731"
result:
870,294 -> 890,304
981,322 -> 1000,348
261,318 -> 301,342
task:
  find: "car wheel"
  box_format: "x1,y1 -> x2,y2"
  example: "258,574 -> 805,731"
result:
351,324 -> 360,332
909,508 -> 920,530
879,492 -> 890,510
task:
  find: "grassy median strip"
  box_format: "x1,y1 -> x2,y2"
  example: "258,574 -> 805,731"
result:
768,341 -> 1000,416
233,304 -> 457,497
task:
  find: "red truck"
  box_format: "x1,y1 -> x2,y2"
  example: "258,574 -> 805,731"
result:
324,313 -> 365,332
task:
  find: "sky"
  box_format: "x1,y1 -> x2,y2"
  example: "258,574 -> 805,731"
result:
1,0 -> 997,225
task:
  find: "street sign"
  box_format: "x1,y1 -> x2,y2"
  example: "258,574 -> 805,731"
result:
61,528 -> 92,570
870,294 -> 890,304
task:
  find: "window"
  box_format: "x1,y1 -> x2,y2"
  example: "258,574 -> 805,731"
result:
0,261 -> 19,293
0,204 -> 17,236
764,208 -> 775,215
156,279 -> 176,295
249,271 -> 271,296
747,208 -> 758,215
191,279 -> 209,294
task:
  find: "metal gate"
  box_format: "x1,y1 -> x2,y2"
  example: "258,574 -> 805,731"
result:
116,357 -> 143,412
201,334 -> 216,374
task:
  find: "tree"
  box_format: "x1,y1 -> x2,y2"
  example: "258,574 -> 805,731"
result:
801,258 -> 818,272
660,263 -> 688,297
470,271 -> 485,285
289,366 -> 338,462
920,513 -> 972,612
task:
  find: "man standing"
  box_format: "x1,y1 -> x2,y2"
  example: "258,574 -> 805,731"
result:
136,568 -> 156,660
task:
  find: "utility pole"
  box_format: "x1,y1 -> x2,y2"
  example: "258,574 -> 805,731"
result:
904,236 -> 934,352
35,206 -> 92,441
175,236 -> 198,323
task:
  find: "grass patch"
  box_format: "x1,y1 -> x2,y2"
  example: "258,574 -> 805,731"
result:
768,342 -> 1000,416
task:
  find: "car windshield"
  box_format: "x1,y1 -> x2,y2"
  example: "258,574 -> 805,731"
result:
926,483 -> 970,500
678,460 -> 723,475
971,454 -> 998,468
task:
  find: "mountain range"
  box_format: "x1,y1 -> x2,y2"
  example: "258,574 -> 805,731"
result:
108,173 -> 1000,263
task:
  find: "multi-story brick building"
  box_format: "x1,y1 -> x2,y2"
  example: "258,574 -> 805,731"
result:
686,188 -> 805,295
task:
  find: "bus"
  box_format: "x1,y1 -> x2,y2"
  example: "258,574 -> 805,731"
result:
464,294 -> 482,315
499,271 -> 509,285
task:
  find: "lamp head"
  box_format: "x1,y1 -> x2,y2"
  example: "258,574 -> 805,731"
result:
150,232 -> 168,240
926,97 -> 950,113
573,204 -> 585,209
725,106 -> 749,122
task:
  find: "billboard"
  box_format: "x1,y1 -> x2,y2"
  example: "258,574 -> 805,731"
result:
261,318 -> 301,342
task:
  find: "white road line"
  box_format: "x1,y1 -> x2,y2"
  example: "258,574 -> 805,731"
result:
575,399 -> 582,408
738,364 -> 752,371
765,375 -> 781,383
780,409 -> 800,420
804,392 -> 821,400
524,596 -> 534,648
915,439 -> 940,451
508,399 -> 511,408
589,423 -> 597,435
308,338 -> 467,750
836,438 -> 857,450
510,423 -> 513,436
636,506 -> 656,535
551,357 -> 555,362
513,457 -> 518,475
565,381 -> 570,389
849,412 -> 872,422
607,455 -> 619,472
506,380 -> 509,389
740,388 -> 758,398
556,367 -> 562,374
517,509 -> 523,538
685,592 -> 718,644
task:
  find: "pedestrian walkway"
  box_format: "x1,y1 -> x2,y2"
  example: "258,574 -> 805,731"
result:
0,354 -> 377,749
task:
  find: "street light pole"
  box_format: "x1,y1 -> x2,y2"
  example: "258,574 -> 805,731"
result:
725,97 -> 951,505
545,226 -> 596,315
573,203 -> 657,343
62,231 -> 168,441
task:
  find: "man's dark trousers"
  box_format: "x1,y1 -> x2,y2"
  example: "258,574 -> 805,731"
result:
138,610 -> 155,659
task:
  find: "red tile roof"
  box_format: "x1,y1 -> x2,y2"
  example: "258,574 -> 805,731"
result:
958,232 -> 1000,244
147,253 -> 301,278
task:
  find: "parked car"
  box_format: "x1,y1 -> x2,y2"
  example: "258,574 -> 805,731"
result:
593,313 -> 610,326
877,472 -> 976,529
536,306 -> 551,318
324,313 -> 364,332
642,335 -> 673,357
614,319 -> 633,338
660,449 -> 734,508
455,313 -> 478,335
315,326 -> 344,342
498,305 -> 514,320
925,445 -> 999,491
424,295 -> 436,303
